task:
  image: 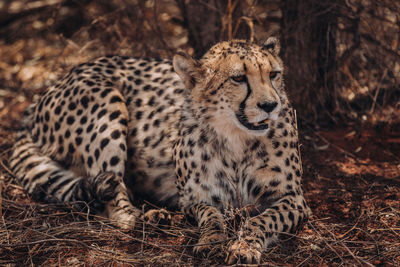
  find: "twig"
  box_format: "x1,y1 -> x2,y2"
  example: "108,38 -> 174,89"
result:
1,216 -> 10,244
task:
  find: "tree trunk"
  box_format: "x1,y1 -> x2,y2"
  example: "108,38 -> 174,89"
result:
281,0 -> 339,121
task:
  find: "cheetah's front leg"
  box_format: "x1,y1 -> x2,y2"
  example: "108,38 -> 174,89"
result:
185,203 -> 227,256
227,194 -> 311,264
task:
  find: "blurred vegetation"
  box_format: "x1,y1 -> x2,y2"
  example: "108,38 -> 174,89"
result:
0,0 -> 398,126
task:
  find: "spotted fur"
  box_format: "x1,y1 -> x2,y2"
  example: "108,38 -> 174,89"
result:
8,38 -> 311,264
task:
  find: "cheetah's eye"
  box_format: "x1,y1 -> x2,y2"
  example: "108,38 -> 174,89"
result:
231,75 -> 247,83
269,71 -> 280,80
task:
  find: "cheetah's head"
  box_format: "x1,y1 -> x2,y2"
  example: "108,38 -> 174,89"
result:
173,38 -> 286,136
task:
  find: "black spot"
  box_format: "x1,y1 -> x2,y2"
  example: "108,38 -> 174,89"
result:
97,109 -> 107,119
68,102 -> 76,110
44,111 -> 50,121
101,162 -> 108,171
135,111 -> 143,120
267,129 -> 275,139
269,179 -> 281,187
101,138 -> 110,150
54,106 -> 62,115
110,156 -> 120,166
63,90 -> 71,98
91,104 -> 99,114
295,169 -> 301,177
101,88 -> 113,98
80,116 -> 87,124
153,119 -> 160,127
90,133 -> 97,142
251,140 -> 260,151
99,124 -> 107,133
287,173 -> 293,181
201,153 -> 210,161
272,140 -> 280,148
75,137 -> 82,146
198,132 -> 209,146
143,137 -> 151,146
188,139 -> 196,147
68,143 -> 75,154
111,130 -> 121,139
148,96 -> 156,106
271,166 -> 281,172
87,156 -> 93,167
94,149 -> 100,160
85,80 -> 95,86
66,116 -> 75,125
86,123 -> 94,133
135,98 -> 142,107
81,96 -> 89,108
110,111 -> 121,120
275,151 -> 283,157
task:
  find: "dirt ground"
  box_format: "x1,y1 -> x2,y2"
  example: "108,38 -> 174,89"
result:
0,2 -> 399,266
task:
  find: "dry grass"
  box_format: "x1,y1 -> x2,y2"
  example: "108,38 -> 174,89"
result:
1,157 -> 399,266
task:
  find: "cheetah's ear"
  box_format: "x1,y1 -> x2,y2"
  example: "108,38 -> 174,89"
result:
262,37 -> 280,55
173,52 -> 201,90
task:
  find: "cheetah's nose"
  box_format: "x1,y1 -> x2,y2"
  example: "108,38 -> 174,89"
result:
257,101 -> 278,113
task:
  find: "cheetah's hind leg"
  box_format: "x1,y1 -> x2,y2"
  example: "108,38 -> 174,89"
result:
92,172 -> 140,229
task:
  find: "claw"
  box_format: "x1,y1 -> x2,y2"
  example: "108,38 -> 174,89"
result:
141,208 -> 172,225
226,240 -> 262,264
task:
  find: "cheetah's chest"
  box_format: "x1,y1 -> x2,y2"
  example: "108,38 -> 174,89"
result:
122,70 -> 186,207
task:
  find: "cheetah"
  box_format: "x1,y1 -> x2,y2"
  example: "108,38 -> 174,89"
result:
8,37 -> 311,264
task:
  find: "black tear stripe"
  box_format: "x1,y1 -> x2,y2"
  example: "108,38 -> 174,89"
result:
235,76 -> 269,131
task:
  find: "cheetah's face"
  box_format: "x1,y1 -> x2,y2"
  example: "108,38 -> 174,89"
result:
174,38 -> 285,136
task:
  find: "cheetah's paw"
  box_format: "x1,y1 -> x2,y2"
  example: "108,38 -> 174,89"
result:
226,239 -> 262,264
194,231 -> 226,257
141,208 -> 172,225
109,209 -> 138,230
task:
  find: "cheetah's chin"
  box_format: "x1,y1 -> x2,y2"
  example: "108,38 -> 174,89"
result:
236,115 -> 270,131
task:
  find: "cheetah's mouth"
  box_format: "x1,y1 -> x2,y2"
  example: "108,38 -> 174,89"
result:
235,113 -> 270,131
